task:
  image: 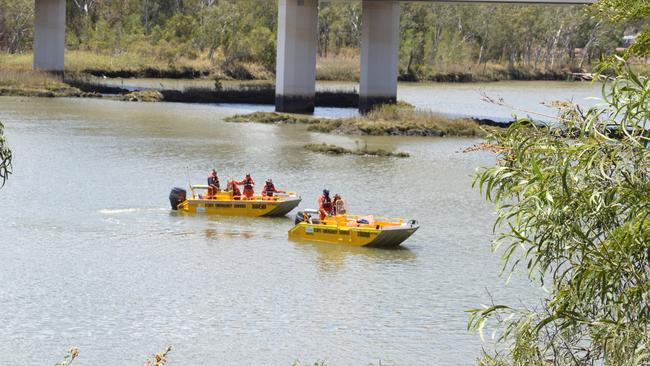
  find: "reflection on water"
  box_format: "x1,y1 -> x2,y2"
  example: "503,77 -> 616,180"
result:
0,96 -> 557,365
291,240 -> 417,274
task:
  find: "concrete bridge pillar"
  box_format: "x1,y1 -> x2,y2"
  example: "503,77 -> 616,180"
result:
359,0 -> 400,113
275,0 -> 319,113
33,0 -> 66,72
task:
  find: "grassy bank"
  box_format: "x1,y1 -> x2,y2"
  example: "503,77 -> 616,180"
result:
0,69 -> 358,107
226,105 -> 489,137
1,51 -> 587,82
399,62 -> 581,82
304,143 -> 410,158
0,69 -> 87,97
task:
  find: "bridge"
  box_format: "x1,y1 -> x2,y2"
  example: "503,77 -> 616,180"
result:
33,0 -> 594,112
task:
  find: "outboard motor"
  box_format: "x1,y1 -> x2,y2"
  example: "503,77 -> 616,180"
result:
294,211 -> 305,225
169,187 -> 187,210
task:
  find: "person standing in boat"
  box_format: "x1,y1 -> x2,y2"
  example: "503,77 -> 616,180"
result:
333,194 -> 346,215
207,169 -> 220,199
236,173 -> 256,199
262,178 -> 285,199
318,189 -> 334,220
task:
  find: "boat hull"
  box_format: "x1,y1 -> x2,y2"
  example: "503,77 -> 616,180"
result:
288,221 -> 419,248
178,197 -> 301,217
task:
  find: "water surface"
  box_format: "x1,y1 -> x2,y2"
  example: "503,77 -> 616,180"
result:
94,77 -> 605,122
0,96 -> 548,365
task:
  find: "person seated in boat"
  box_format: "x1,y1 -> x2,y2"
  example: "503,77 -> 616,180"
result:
318,189 -> 334,220
207,169 -> 220,199
303,211 -> 314,224
236,174 -> 255,199
262,178 -> 285,199
227,179 -> 242,200
333,194 -> 346,215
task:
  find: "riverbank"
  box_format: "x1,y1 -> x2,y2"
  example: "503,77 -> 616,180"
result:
225,105 -> 491,137
0,70 -> 359,107
1,51 -> 594,83
0,70 -> 90,97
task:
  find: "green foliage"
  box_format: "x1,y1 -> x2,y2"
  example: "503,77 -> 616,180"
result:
594,0 -> 650,59
471,4 -> 650,361
469,55 -> 649,366
0,121 -> 12,188
54,347 -> 79,366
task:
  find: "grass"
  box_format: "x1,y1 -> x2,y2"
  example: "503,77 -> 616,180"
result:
304,142 -> 410,158
1,50 -> 590,82
3,51 -> 221,79
120,90 -> 164,102
226,104 -> 489,137
0,69 -> 83,97
317,54 -> 360,81
225,112 -> 327,124
315,104 -> 486,136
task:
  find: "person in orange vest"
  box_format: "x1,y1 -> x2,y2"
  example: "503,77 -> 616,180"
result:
318,189 -> 334,220
333,194 -> 346,215
236,173 -> 256,199
227,179 -> 242,199
262,178 -> 285,199
207,169 -> 220,199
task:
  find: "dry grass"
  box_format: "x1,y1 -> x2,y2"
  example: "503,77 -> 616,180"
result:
316,54 -> 360,81
226,104 -> 488,137
2,51 -> 216,77
120,90 -> 164,102
304,142 -> 410,157
311,104 -> 486,137
0,69 -> 82,97
1,50 -> 580,82
225,112 -> 326,125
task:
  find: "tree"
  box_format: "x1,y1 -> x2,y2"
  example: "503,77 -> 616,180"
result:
468,1 -> 649,364
0,121 -> 12,188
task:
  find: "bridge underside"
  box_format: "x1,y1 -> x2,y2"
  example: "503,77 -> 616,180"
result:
32,0 -> 593,112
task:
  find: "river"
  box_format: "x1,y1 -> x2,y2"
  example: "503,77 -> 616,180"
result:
0,83 -> 594,365
95,78 -> 605,122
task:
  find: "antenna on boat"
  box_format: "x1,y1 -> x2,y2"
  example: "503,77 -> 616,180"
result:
186,166 -> 192,189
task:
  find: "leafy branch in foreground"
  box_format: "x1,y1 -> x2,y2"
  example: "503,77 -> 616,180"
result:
468,61 -> 649,365
0,121 -> 12,188
54,348 -> 79,366
144,345 -> 173,366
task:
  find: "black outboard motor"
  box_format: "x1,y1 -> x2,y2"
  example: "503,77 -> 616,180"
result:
169,187 -> 187,210
294,211 -> 305,225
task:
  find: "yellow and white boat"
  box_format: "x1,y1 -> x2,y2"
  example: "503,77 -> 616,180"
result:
169,185 -> 301,217
288,209 -> 419,248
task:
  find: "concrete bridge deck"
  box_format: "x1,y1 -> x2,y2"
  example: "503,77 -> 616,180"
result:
33,0 -> 595,112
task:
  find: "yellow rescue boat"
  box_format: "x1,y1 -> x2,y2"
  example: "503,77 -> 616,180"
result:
288,209 -> 419,248
169,185 -> 301,217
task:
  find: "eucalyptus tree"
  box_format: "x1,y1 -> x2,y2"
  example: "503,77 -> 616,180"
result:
469,1 -> 650,364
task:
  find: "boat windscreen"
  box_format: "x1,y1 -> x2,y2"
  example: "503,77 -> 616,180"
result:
190,185 -> 209,190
